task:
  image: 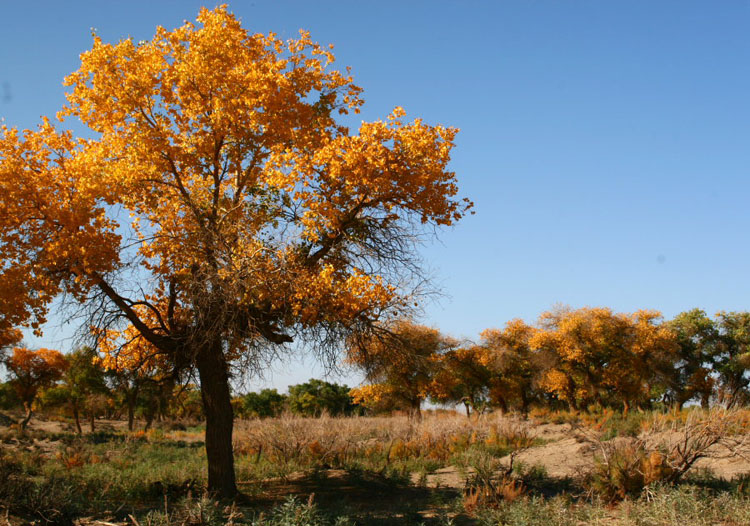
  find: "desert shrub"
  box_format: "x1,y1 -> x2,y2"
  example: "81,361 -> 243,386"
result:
0,454 -> 84,525
475,494 -> 607,526
599,411 -> 648,439
234,413 -> 539,478
624,484 -> 750,526
476,485 -> 750,526
584,408 -> 750,501
586,438 -> 662,501
137,494 -> 236,526
250,496 -> 355,526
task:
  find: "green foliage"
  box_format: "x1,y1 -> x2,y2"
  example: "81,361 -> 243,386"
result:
0,381 -> 20,410
475,485 -> 750,526
714,311 -> 750,407
0,452 -> 85,525
287,379 -> 359,417
599,410 -> 648,440
237,389 -> 287,419
665,309 -> 717,408
250,497 -> 355,526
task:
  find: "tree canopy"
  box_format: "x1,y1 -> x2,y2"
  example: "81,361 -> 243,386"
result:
0,6 -> 471,496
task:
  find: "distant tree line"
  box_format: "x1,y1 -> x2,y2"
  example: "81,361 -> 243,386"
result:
2,307 -> 749,428
0,332 -> 360,429
350,308 -> 750,417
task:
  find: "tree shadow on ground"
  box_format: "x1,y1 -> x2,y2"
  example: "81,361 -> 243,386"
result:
241,468 -> 476,525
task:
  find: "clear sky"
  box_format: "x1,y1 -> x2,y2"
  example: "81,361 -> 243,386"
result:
2,1 -> 750,391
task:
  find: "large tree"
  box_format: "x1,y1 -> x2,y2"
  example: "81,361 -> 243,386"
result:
531,307 -> 678,412
0,7 -> 470,497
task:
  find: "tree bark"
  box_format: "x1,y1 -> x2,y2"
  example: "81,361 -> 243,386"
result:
127,388 -> 137,432
73,403 -> 82,434
520,390 -> 530,416
196,347 -> 237,499
21,401 -> 33,430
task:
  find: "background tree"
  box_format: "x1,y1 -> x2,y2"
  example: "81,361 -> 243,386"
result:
235,388 -> 287,419
287,379 -> 357,417
429,345 -> 493,416
170,383 -> 204,421
481,319 -> 542,415
0,7 -> 470,496
95,322 -> 174,432
531,308 -> 678,413
4,347 -> 68,429
41,346 -> 108,433
714,311 -> 750,407
348,320 -> 451,419
663,309 -> 717,408
0,382 -> 20,412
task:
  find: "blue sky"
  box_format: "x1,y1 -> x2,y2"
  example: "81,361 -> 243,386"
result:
2,1 -> 750,390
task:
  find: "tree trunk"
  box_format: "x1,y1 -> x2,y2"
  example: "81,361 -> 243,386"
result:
496,396 -> 508,415
409,399 -> 422,421
144,413 -> 154,432
127,389 -> 137,432
89,410 -> 95,432
73,402 -> 82,434
196,347 -> 237,499
520,390 -> 530,417
21,401 -> 33,430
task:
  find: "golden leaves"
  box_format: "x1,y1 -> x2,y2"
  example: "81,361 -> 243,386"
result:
530,307 -> 680,408
0,6 -> 471,373
5,347 -> 68,401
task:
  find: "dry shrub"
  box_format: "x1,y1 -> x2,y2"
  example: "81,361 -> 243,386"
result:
235,413 -> 361,473
461,448 -> 527,514
232,412 -> 542,484
586,408 -> 750,501
56,443 -> 101,470
464,476 -> 524,515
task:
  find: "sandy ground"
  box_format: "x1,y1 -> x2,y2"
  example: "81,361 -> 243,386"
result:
5,414 -> 750,489
411,422 -> 750,490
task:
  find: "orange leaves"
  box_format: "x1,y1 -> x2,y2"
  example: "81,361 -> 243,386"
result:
348,320 -> 449,414
529,307 -> 680,410
91,304 -> 172,378
0,5 -> 471,399
0,122 -> 121,333
0,328 -> 22,351
5,347 -> 68,403
267,106 -> 468,244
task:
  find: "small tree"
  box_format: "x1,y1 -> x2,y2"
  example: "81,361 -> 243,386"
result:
714,311 -> 750,407
236,388 -> 287,419
348,320 -> 451,419
41,346 -> 109,433
287,379 -> 356,417
4,347 -> 68,429
429,345 -> 493,416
